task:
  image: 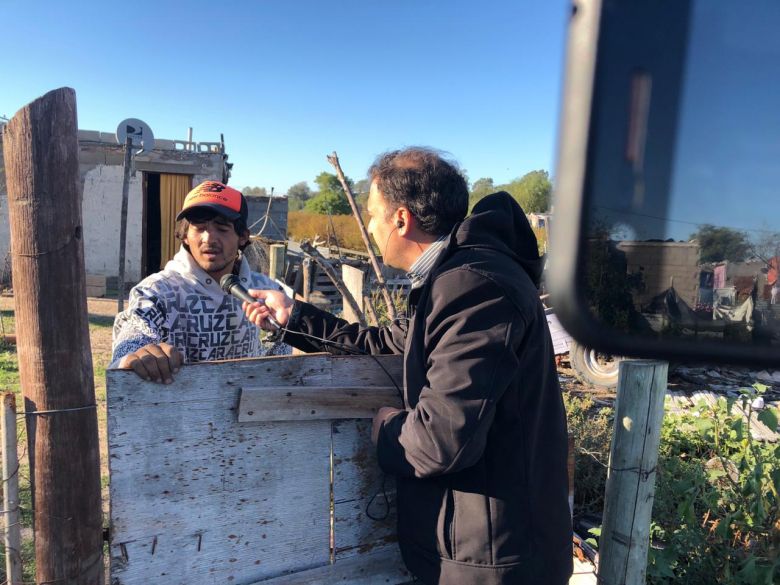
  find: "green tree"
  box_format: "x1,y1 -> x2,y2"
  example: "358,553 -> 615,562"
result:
306,172 -> 354,215
353,178 -> 370,195
498,170 -> 551,213
690,224 -> 750,263
469,177 -> 495,209
286,181 -> 312,211
748,229 -> 780,263
242,186 -> 268,197
305,191 -> 352,215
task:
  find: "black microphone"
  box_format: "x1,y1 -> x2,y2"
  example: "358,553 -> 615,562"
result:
220,274 -> 282,330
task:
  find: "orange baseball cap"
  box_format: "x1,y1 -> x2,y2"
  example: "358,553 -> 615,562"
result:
176,181 -> 248,223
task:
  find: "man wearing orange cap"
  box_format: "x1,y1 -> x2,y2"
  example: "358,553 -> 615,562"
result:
110,180 -> 290,382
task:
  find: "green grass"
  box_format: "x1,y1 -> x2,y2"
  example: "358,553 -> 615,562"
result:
0,349 -> 20,394
88,314 -> 115,329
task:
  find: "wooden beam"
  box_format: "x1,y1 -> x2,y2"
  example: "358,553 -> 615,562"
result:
3,88 -> 104,584
598,360 -> 668,585
238,385 -> 401,422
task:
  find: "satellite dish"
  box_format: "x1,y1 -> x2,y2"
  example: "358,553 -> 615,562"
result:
116,118 -> 155,154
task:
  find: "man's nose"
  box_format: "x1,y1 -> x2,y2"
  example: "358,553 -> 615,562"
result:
200,226 -> 215,242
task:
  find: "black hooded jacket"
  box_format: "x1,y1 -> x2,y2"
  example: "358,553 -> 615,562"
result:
284,192 -> 572,585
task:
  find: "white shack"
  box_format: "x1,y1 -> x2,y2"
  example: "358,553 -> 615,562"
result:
0,126 -> 287,291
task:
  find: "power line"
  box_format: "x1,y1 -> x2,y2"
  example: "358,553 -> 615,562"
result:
593,204 -> 780,235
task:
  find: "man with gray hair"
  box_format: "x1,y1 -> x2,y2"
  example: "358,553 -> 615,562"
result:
244,148 -> 571,585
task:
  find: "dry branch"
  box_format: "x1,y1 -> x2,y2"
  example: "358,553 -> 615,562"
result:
300,241 -> 368,327
326,152 -> 398,320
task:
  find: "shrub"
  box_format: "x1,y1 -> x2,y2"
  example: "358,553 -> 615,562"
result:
287,211 -> 369,251
564,393 -> 614,517
567,387 -> 780,585
647,389 -> 779,584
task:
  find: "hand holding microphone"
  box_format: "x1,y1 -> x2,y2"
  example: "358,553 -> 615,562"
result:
220,274 -> 291,331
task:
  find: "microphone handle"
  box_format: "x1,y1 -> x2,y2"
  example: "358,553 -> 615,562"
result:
228,284 -> 282,330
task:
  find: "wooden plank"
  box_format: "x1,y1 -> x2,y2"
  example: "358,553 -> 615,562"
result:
109,353 -> 406,584
331,356 -> 404,390
108,356 -> 333,585
239,386 -> 399,422
332,420 -> 397,560
249,545 -> 411,584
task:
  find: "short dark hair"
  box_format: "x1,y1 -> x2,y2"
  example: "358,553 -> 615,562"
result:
175,208 -> 251,251
368,147 -> 468,236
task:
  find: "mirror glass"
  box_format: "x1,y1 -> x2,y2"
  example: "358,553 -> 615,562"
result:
581,0 -> 780,349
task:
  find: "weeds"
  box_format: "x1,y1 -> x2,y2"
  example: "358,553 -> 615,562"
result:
566,389 -> 780,584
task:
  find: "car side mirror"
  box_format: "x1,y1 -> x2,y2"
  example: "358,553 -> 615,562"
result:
549,0 -> 780,368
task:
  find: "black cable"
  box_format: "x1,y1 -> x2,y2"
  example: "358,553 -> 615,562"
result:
365,472 -> 392,521
273,323 -> 405,403
270,321 -> 405,521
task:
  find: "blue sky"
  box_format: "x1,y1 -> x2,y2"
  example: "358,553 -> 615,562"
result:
1,1 -> 570,194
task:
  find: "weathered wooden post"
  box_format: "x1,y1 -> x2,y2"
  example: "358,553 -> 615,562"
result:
3,87 -> 104,584
342,264 -> 366,324
598,360 -> 668,585
302,257 -> 314,303
2,393 -> 22,584
268,243 -> 286,282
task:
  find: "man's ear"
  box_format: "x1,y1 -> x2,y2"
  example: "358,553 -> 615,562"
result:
238,229 -> 250,248
395,207 -> 412,234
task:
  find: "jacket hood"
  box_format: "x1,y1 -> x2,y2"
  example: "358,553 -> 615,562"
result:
454,191 -> 543,287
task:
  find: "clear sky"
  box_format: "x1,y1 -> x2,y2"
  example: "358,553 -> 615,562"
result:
0,0 -> 569,194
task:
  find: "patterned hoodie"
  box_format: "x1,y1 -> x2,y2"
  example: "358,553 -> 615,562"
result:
110,247 -> 290,368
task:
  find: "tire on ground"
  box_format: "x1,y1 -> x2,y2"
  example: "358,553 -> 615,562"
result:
569,340 -> 621,388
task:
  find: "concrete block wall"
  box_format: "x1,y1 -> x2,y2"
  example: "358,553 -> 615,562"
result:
245,195 -> 288,241
617,242 -> 701,309
81,164 -> 144,282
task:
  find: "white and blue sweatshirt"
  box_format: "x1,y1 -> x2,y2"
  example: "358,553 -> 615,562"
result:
110,247 -> 290,368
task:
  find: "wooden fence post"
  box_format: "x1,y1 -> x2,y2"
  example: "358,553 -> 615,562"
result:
342,264 -> 366,325
3,87 -> 104,584
302,257 -> 314,303
268,243 -> 286,282
598,360 -> 668,585
2,393 -> 22,585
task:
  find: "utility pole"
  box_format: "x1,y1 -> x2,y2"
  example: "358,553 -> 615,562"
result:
115,118 -> 154,312
3,87 -> 104,584
117,135 -> 132,312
